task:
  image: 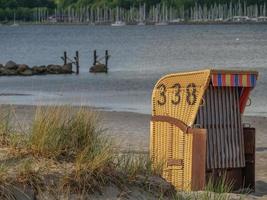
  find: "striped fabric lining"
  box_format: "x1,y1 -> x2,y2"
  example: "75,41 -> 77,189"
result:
195,86 -> 245,169
212,74 -> 257,87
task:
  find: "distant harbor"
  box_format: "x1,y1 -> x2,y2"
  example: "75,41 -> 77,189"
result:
2,2 -> 267,26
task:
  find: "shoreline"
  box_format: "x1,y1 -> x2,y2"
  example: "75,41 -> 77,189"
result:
0,102 -> 265,118
0,104 -> 266,149
2,21 -> 267,26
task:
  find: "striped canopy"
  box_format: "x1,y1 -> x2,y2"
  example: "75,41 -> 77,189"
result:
210,69 -> 258,113
211,73 -> 257,87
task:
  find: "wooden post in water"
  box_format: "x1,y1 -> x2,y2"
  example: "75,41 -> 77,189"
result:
93,50 -> 97,65
75,51 -> 79,74
105,50 -> 109,69
64,51 -> 67,65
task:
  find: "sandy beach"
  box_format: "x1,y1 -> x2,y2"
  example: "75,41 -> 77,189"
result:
0,104 -> 266,199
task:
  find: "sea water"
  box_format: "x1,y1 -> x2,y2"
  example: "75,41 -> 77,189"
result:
0,24 -> 266,116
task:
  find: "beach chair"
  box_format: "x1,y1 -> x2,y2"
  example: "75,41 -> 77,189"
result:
150,69 -> 258,191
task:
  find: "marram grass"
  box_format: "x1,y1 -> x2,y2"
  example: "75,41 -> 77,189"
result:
30,106 -> 109,161
0,105 -> 165,198
0,105 -> 247,199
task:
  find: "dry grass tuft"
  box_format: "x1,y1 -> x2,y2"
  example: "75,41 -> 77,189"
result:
114,152 -> 159,179
30,106 -> 109,161
0,106 -> 119,198
0,109 -> 13,146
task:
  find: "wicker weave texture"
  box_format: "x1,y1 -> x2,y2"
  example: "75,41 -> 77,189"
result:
150,70 -> 210,191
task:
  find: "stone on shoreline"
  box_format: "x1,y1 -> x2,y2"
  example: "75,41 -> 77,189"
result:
5,60 -> 18,70
32,65 -> 47,74
62,63 -> 73,73
90,63 -> 108,73
17,64 -> 30,73
0,68 -> 18,75
0,61 -> 74,76
20,69 -> 33,76
47,64 -> 63,74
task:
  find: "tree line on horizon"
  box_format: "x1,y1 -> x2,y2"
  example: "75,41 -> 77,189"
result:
1,0 -> 267,9
1,0 -> 267,21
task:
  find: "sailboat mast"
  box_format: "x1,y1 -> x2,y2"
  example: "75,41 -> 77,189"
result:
116,6 -> 119,21
140,5 -> 142,22
144,3 -> 146,21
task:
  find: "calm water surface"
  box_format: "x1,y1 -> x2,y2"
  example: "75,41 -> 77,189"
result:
0,24 -> 266,116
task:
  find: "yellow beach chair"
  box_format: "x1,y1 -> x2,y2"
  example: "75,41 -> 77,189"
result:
150,69 -> 258,191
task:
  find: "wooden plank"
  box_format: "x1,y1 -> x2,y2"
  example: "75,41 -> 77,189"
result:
206,168 -> 244,191
222,87 -> 230,168
243,127 -> 255,191
191,128 -> 207,191
221,87 -> 229,167
233,87 -> 240,166
233,88 -> 245,167
206,87 -> 214,169
225,87 -> 233,168
210,86 -> 218,169
202,90 -> 210,168
214,87 -> 222,168
229,87 -> 237,167
235,89 -> 245,167
217,87 -> 225,168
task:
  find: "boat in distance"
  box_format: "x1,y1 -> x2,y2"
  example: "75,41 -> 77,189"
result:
111,21 -> 126,26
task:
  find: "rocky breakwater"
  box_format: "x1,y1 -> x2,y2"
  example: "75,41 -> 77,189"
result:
0,61 -> 74,76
